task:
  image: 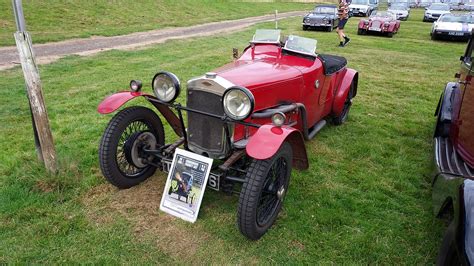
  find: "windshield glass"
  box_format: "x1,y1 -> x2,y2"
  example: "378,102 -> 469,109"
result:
314,6 -> 336,13
429,4 -> 450,10
389,4 -> 408,9
440,14 -> 474,23
351,0 -> 369,5
252,29 -> 281,43
284,35 -> 317,56
371,11 -> 395,19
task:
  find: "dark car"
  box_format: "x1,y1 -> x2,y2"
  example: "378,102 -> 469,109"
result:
302,5 -> 339,32
432,31 -> 474,265
97,29 -> 358,240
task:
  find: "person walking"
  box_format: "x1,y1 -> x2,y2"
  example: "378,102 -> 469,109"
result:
337,0 -> 351,47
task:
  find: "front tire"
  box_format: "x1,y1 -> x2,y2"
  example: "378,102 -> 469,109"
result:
237,142 -> 293,240
436,222 -> 463,265
99,106 -> 165,189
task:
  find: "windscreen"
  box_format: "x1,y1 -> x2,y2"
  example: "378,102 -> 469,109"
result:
314,7 -> 335,13
284,35 -> 317,56
252,29 -> 281,44
430,4 -> 450,10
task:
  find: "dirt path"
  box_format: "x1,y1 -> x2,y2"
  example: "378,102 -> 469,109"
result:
0,11 -> 305,71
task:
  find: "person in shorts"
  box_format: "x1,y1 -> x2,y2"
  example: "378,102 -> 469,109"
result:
337,0 -> 351,47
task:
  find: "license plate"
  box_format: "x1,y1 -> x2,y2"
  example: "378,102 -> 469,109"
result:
369,27 -> 381,31
207,173 -> 220,191
448,32 -> 464,36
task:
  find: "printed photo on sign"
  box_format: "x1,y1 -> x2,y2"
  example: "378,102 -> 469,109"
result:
159,148 -> 213,223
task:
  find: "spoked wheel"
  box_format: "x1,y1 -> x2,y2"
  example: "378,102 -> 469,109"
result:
333,81 -> 355,125
238,142 -> 293,240
99,106 -> 165,189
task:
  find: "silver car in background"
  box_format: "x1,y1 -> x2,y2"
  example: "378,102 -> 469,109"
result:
431,13 -> 474,40
388,3 -> 410,20
424,3 -> 451,22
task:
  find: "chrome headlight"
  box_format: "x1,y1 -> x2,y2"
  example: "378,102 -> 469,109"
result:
152,71 -> 180,103
222,86 -> 254,121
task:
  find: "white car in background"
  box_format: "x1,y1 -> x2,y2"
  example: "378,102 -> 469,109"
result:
423,3 -> 451,22
431,13 -> 474,40
350,0 -> 378,17
388,3 -> 410,20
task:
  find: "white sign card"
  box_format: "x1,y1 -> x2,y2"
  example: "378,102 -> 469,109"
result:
159,148 -> 213,223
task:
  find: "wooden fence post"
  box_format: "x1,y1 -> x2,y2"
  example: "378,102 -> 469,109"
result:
13,0 -> 57,173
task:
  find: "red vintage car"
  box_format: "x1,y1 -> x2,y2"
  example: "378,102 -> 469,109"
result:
97,29 -> 359,240
357,11 -> 401,37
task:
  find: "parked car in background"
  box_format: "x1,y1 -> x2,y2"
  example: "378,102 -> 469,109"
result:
97,29 -> 359,240
388,3 -> 411,20
432,31 -> 474,266
431,13 -> 474,40
448,0 -> 466,10
357,11 -> 401,37
388,0 -> 409,9
350,0 -> 378,16
302,4 -> 339,32
418,0 -> 432,8
424,3 -> 451,22
409,0 -> 418,8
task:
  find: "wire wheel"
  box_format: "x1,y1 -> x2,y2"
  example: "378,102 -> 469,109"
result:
238,142 -> 293,240
99,106 -> 165,189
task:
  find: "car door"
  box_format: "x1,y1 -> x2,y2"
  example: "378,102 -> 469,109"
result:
453,33 -> 474,167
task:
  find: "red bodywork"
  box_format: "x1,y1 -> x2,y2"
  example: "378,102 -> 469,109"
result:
358,13 -> 400,35
215,44 -> 357,163
98,43 -> 358,167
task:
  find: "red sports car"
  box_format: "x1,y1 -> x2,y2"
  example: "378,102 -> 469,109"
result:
97,29 -> 359,240
357,11 -> 401,37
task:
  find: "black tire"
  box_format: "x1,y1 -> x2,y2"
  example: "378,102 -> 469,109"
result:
436,222 -> 462,266
333,81 -> 355,125
387,32 -> 394,38
327,25 -> 333,32
357,29 -> 366,35
237,142 -> 293,240
432,33 -> 438,40
302,25 -> 308,31
99,106 -> 165,189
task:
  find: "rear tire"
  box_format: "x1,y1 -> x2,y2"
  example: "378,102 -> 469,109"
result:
237,142 -> 293,240
99,106 -> 165,189
333,81 -> 355,125
303,25 -> 308,31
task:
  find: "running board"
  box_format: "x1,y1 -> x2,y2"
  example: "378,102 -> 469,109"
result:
307,120 -> 327,140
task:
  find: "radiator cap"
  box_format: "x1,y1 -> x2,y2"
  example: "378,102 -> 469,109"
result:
205,72 -> 217,79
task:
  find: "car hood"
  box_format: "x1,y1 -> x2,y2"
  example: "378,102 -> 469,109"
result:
434,21 -> 474,31
426,9 -> 450,14
350,4 -> 370,9
369,17 -> 393,22
214,56 -> 306,110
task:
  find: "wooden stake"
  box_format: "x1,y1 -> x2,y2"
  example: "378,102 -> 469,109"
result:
14,32 -> 57,173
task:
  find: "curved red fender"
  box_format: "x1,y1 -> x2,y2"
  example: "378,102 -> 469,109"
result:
332,68 -> 358,116
98,91 -> 151,114
246,124 -> 309,170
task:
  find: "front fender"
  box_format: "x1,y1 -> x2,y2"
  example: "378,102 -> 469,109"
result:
332,68 -> 358,117
98,91 -> 151,114
246,124 -> 308,170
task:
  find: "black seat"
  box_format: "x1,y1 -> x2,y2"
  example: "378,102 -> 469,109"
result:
318,54 -> 347,75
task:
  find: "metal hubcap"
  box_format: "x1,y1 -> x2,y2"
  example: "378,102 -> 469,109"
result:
277,186 -> 285,201
125,131 -> 156,168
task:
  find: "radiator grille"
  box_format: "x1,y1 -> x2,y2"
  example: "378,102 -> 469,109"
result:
187,89 -> 228,158
371,21 -> 381,28
435,137 -> 474,177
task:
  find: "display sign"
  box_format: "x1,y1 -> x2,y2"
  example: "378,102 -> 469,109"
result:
159,148 -> 213,223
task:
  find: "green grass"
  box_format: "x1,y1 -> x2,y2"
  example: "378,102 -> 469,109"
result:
0,8 -> 465,263
0,0 -> 313,47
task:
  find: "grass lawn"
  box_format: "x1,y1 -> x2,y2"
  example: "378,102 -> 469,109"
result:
0,0 -> 313,47
0,8 -> 466,264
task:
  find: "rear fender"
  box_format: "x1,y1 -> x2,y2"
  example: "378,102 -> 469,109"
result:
464,180 -> 474,263
332,69 -> 358,116
98,91 -> 183,137
246,124 -> 308,170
